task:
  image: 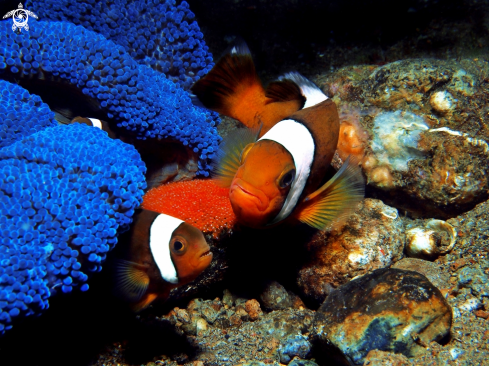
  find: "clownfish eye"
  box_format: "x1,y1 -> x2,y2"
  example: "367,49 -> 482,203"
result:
171,237 -> 187,255
240,143 -> 254,164
278,169 -> 296,189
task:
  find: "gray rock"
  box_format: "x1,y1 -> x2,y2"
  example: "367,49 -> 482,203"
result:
311,268 -> 452,365
260,281 -> 294,311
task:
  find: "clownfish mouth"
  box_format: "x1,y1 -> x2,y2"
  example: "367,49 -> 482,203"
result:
230,179 -> 269,212
200,250 -> 212,258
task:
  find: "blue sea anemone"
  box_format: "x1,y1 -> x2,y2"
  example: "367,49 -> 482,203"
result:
0,123 -> 146,335
25,0 -> 214,90
0,80 -> 57,150
0,19 -> 220,176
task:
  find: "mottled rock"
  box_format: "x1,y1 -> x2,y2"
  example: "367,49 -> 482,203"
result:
311,268 -> 452,366
260,281 -> 293,311
288,358 -> 319,366
298,199 -> 404,305
392,258 -> 450,291
222,289 -> 235,307
363,349 -> 410,365
245,299 -> 263,321
200,299 -> 223,324
319,58 -> 489,218
278,334 -> 312,363
260,281 -> 305,311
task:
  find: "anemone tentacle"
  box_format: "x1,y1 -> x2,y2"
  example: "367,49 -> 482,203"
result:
0,19 -> 220,176
25,0 -> 214,90
0,123 -> 146,334
0,80 -> 57,150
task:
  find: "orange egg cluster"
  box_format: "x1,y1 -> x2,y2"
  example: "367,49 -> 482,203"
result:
142,179 -> 236,238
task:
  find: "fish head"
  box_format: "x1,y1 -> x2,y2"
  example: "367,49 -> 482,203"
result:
169,222 -> 213,284
230,140 -> 296,227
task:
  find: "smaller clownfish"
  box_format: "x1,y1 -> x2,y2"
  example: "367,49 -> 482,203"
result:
191,42 -> 364,230
113,209 -> 213,311
70,116 -> 118,139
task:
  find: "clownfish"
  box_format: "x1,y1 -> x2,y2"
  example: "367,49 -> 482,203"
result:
70,116 -> 119,139
191,42 -> 364,230
113,209 -> 213,311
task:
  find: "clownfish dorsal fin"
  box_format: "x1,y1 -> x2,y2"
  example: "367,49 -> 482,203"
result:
113,259 -> 150,303
277,72 -> 327,108
295,156 -> 365,230
212,126 -> 260,187
265,78 -> 306,106
190,41 -> 263,127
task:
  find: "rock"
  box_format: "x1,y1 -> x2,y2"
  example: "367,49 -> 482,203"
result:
404,219 -> 457,260
245,299 -> 263,321
319,59 -> 489,218
200,299 -> 223,324
260,281 -> 305,311
278,333 -> 312,363
297,199 -> 404,305
223,289 -> 235,307
195,317 -> 208,335
363,349 -> 410,365
392,258 -> 450,291
288,358 -> 319,366
311,268 -> 452,366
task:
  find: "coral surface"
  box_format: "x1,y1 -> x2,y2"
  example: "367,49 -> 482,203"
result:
0,123 -> 146,334
0,80 -> 57,149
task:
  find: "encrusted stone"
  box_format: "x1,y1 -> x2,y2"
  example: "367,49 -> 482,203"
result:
260,281 -> 293,311
297,199 -> 404,305
311,268 -> 452,366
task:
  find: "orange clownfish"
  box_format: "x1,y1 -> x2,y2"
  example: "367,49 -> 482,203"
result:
113,209 -> 213,311
191,42 -> 364,230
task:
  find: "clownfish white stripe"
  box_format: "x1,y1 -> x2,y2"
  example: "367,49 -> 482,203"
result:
88,118 -> 103,130
258,119 -> 315,223
149,214 -> 183,284
278,72 -> 328,108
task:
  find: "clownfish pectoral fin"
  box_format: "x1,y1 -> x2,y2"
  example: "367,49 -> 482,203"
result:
295,156 -> 365,230
212,126 -> 260,187
277,72 -> 327,109
113,259 -> 150,303
130,292 -> 159,313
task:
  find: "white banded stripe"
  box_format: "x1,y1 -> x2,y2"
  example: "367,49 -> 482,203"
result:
258,119 -> 315,223
149,214 -> 183,284
88,118 -> 103,130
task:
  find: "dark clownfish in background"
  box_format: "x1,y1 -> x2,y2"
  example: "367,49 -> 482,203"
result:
112,209 -> 213,312
70,116 -> 118,139
191,42 -> 365,230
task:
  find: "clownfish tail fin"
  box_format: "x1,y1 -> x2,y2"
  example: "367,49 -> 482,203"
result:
211,126 -> 260,188
296,156 -> 365,231
278,72 -> 327,108
190,40 -> 263,119
130,293 -> 159,313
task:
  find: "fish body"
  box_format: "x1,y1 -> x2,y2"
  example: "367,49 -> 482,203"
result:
114,209 -> 212,311
70,116 -> 118,139
191,42 -> 364,230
